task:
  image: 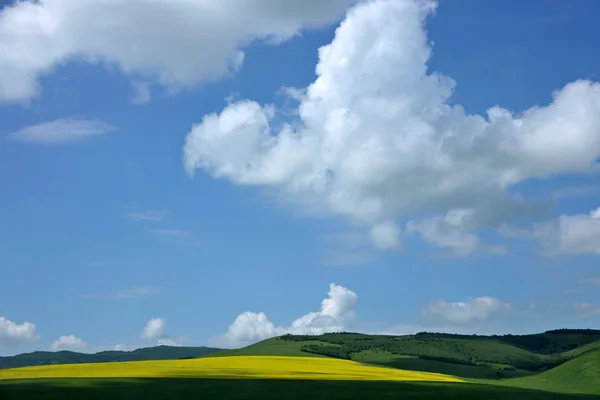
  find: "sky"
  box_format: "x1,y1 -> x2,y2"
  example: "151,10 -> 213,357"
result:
1,0 -> 600,355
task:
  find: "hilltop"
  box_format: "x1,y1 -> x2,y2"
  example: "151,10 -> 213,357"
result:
206,329 -> 600,381
0,345 -> 222,369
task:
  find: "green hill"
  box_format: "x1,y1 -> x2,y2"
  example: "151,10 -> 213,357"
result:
205,330 -> 600,381
0,345 -> 222,369
205,337 -> 332,358
500,345 -> 600,395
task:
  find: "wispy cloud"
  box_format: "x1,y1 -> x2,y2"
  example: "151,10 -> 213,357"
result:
563,275 -> 600,295
84,285 -> 159,300
130,81 -> 151,105
151,229 -> 189,237
321,232 -> 375,267
322,252 -> 375,267
572,302 -> 600,319
8,118 -> 115,145
125,210 -> 164,221
553,185 -> 600,200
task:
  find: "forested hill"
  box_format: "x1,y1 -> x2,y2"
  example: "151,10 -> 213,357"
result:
281,329 -> 600,357
0,345 -> 222,369
210,329 -> 600,380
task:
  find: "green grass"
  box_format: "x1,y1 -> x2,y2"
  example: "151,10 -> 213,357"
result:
352,351 -> 533,380
205,332 -> 600,380
498,346 -> 600,395
1,378 -> 596,400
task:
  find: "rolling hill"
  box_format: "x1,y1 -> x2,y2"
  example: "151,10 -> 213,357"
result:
205,329 -> 600,381
500,343 -> 600,395
0,345 -> 222,369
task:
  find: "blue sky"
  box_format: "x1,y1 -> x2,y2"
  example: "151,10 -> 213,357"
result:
1,0 -> 599,355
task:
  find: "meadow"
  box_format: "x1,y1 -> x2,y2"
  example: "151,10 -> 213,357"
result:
1,330 -> 599,399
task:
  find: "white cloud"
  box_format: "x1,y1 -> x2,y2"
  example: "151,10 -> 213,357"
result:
406,209 -> 481,255
183,0 -> 600,254
126,210 -> 164,221
572,302 -> 600,318
369,222 -> 402,250
141,317 -> 168,339
422,297 -> 510,325
131,81 -> 151,105
0,317 -> 38,346
0,0 -> 354,103
8,118 -> 115,144
51,335 -> 87,351
528,208 -> 600,255
217,283 -> 357,348
114,344 -> 127,351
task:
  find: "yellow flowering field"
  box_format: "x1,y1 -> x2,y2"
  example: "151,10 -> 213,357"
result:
0,356 -> 464,383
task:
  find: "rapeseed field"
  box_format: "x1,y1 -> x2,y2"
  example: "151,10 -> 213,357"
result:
0,356 -> 463,383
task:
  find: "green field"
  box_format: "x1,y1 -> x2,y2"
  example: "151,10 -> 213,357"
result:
2,329 -> 599,398
499,344 -> 600,395
204,330 -> 600,381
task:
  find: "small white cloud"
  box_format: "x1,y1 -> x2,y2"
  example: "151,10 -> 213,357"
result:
141,317 -> 168,339
126,210 -> 164,221
572,302 -> 600,318
131,81 -> 152,105
0,317 -> 38,346
51,335 -> 87,351
422,297 -> 510,325
216,283 -> 357,348
8,118 -> 115,145
114,344 -> 127,351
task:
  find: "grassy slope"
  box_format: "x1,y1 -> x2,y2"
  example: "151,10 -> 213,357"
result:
352,351 -> 532,380
206,332 -> 600,384
498,346 -> 600,395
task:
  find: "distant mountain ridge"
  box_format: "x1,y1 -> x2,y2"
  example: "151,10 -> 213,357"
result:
0,345 -> 222,369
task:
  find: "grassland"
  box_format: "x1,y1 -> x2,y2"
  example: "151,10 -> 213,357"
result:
1,355 -> 597,399
212,330 -> 600,380
499,345 -> 600,395
2,330 -> 599,399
